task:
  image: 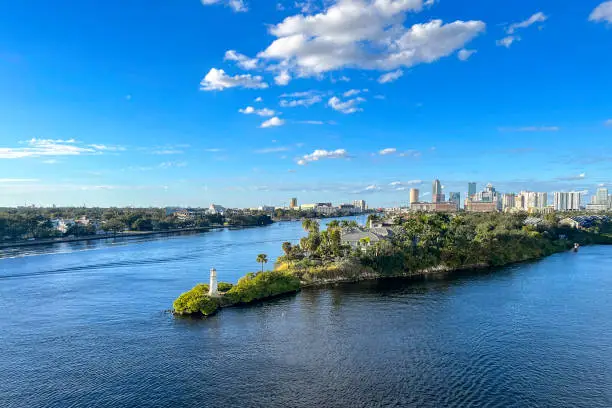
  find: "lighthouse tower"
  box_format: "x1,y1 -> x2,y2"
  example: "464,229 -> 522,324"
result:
209,268 -> 218,296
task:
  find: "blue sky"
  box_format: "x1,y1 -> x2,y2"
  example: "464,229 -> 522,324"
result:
0,0 -> 611,208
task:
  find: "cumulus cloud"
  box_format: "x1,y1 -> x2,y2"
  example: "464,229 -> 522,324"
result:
260,117 -> 285,128
343,88 -> 368,97
200,68 -> 268,91
255,1 -> 485,83
379,148 -> 397,155
506,12 -> 548,34
201,0 -> 248,12
274,70 -> 292,86
239,106 -> 277,116
297,148 -> 348,165
255,96 -> 263,102
457,49 -> 476,61
224,50 -> 259,70
497,36 -> 518,48
378,69 -> 404,84
590,1 -> 612,23
328,96 -> 365,114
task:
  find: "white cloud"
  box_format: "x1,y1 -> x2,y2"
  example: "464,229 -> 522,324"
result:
224,50 -> 259,70
457,49 -> 476,61
89,144 -> 126,151
159,161 -> 188,169
399,150 -> 421,158
0,178 -> 39,183
275,70 -> 292,86
379,148 -> 397,155
328,96 -> 365,114
151,149 -> 184,155
590,1 -> 612,23
256,1 -> 485,79
239,106 -> 277,116
200,68 -> 268,91
343,88 -> 368,97
497,36 -> 519,48
0,139 -> 99,159
378,69 -> 403,84
279,90 -> 324,107
254,146 -> 290,153
255,96 -> 263,102
297,120 -> 325,125
506,12 -> 548,34
201,0 -> 248,12
297,148 -> 348,165
260,117 -> 285,128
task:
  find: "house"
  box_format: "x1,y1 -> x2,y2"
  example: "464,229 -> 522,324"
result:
207,204 -> 226,216
51,219 -> 75,234
341,227 -> 394,249
524,217 -> 543,227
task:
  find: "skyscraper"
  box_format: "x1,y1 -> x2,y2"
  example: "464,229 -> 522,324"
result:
353,200 -> 366,212
409,188 -> 419,205
449,192 -> 460,208
432,179 -> 443,203
554,192 -> 581,211
596,188 -> 609,206
502,193 -> 515,211
290,198 -> 298,209
468,182 -> 477,198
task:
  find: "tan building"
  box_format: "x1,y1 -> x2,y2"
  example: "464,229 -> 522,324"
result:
465,201 -> 499,213
409,188 -> 420,205
290,198 -> 298,209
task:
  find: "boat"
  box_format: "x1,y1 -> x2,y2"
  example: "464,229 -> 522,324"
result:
572,243 -> 580,252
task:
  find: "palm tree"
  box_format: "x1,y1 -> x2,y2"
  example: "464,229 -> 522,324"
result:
256,253 -> 268,273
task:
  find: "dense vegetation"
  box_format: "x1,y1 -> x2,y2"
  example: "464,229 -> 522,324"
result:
173,272 -> 300,316
0,207 -> 272,242
174,212 -> 612,318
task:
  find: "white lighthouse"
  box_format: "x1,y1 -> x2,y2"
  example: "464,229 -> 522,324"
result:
209,267 -> 218,296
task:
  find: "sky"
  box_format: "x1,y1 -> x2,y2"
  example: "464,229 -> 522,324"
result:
0,0 -> 611,208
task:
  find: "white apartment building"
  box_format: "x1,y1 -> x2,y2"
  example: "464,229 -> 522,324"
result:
554,192 -> 581,211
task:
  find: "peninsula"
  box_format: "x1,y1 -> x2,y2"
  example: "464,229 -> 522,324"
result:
173,212 -> 612,317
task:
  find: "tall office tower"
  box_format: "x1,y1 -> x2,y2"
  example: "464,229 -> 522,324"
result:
514,194 -> 526,210
448,192 -> 460,208
468,182 -> 477,198
409,188 -> 420,205
290,198 -> 298,209
596,188 -> 609,205
502,193 -> 516,210
432,179 -> 443,203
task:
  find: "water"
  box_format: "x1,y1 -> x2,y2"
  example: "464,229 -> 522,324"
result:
1,217 -> 611,407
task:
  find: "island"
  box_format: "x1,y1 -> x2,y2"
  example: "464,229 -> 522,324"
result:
173,212 -> 612,317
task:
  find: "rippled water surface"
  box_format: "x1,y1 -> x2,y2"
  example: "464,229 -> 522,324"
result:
1,218 -> 611,407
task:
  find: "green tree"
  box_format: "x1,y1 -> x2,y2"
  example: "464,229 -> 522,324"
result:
282,242 -> 293,258
256,253 -> 268,272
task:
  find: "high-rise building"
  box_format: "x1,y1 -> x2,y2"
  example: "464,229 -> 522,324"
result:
514,194 -> 526,210
468,182 -> 477,198
432,179 -> 443,203
353,200 -> 366,212
537,192 -> 548,208
596,188 -> 609,206
448,192 -> 460,208
409,188 -> 420,205
290,198 -> 298,209
554,192 -> 582,211
502,193 -> 515,211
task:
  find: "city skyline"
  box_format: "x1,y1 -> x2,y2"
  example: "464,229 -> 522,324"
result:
1,1 -> 612,208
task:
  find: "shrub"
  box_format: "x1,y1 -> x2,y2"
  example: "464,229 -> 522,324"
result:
173,284 -> 220,316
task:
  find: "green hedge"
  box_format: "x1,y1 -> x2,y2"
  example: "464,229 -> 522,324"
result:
172,284 -> 220,316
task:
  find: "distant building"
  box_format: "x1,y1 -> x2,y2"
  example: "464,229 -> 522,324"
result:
411,201 -> 457,213
258,205 -> 275,213
465,201 -> 499,213
411,202 -> 434,212
586,203 -> 608,212
502,194 -> 516,211
596,188 -> 609,204
409,189 -> 419,205
353,200 -> 366,212
554,192 -> 581,211
448,192 -> 460,208
290,198 -> 298,209
468,182 -> 477,199
432,179 -> 443,203
207,204 -> 226,216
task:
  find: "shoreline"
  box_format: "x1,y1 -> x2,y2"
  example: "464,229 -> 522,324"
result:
0,224 -> 261,249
